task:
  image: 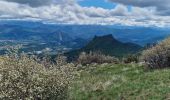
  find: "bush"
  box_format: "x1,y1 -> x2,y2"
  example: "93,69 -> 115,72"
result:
0,54 -> 75,99
141,37 -> 170,69
123,54 -> 139,63
55,54 -> 67,66
77,52 -> 119,65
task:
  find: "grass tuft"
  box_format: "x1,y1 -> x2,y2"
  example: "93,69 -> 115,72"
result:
70,63 -> 170,100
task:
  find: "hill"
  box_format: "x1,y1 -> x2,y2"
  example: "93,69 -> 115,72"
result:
66,34 -> 143,60
70,63 -> 170,99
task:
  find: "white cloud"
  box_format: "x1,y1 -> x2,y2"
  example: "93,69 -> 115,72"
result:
108,0 -> 170,16
2,0 -> 76,7
0,0 -> 169,27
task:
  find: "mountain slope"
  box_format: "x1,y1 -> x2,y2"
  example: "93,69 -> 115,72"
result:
66,34 -> 143,60
0,23 -> 72,42
70,63 -> 170,99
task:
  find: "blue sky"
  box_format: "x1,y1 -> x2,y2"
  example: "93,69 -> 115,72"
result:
0,0 -> 169,27
78,0 -> 132,12
78,0 -> 116,9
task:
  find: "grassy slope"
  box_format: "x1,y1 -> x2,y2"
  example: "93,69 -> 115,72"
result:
70,64 -> 170,100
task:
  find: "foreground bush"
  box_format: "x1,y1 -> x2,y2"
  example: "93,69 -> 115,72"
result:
141,37 -> 170,69
123,54 -> 139,63
77,52 -> 119,65
0,54 -> 75,99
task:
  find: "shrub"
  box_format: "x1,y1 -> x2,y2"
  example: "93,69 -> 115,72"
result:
55,54 -> 67,66
0,54 -> 75,99
140,37 -> 170,69
123,54 -> 139,63
77,51 -> 119,65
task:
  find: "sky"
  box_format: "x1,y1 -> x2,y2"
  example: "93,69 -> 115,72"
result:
78,0 -> 116,9
0,0 -> 170,27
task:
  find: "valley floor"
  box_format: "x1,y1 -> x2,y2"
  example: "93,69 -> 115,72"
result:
70,63 -> 170,100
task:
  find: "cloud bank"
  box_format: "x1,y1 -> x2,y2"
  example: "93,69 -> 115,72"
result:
0,0 -> 169,27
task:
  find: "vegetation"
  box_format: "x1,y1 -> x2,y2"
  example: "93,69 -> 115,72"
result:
1,36 -> 170,99
0,53 -> 75,99
123,54 -> 139,63
141,37 -> 170,69
70,63 -> 170,100
77,51 -> 119,65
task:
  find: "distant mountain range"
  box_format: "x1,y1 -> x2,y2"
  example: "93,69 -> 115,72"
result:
66,34 -> 143,60
0,20 -> 170,55
0,20 -> 170,46
0,22 -> 72,42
